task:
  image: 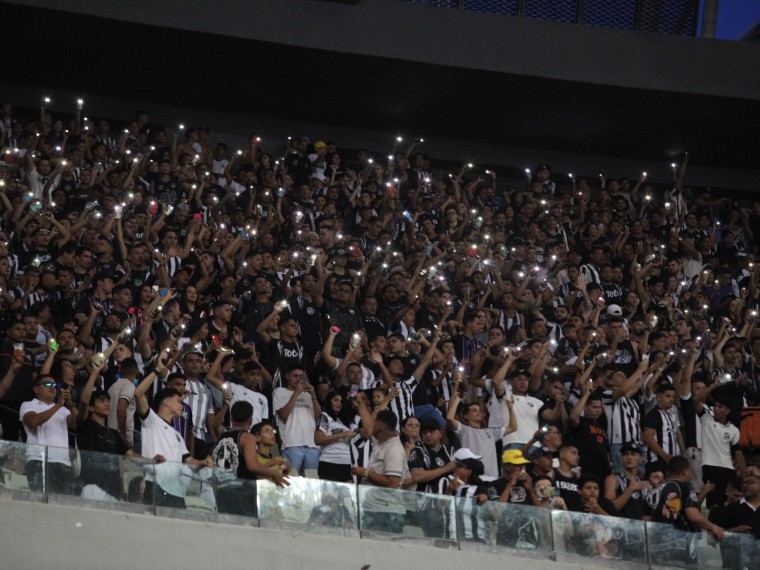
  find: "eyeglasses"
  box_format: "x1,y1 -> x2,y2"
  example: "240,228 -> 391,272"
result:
38,381 -> 57,388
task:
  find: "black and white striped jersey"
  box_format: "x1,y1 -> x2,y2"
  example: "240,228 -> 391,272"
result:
185,378 -> 215,441
581,263 -> 601,284
643,407 -> 679,464
387,375 -> 420,429
408,443 -> 455,494
602,389 -> 643,446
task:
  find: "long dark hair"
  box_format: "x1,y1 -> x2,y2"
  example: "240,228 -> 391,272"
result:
323,390 -> 344,421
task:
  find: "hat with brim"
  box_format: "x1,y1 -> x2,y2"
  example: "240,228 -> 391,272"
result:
502,449 -> 530,465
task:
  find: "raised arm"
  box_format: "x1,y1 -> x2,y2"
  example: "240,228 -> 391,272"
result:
134,370 -> 160,416
570,377 -> 593,427
78,361 -> 107,424
0,358 -> 22,400
446,387 -> 462,431
256,303 -> 286,344
411,333 -> 440,381
611,359 -> 649,401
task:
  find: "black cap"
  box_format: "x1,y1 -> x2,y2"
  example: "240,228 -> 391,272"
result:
420,418 -> 442,431
620,443 -> 641,455
508,368 -> 531,380
528,446 -> 554,460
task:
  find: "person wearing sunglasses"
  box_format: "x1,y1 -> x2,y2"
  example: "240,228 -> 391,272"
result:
20,374 -> 78,493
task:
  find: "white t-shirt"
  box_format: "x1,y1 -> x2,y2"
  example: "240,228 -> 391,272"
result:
20,399 -> 70,465
316,412 -> 351,464
700,411 -> 739,470
477,378 -> 505,428
107,378 -> 136,445
453,422 -> 502,479
273,387 -> 317,449
501,386 -> 543,447
140,409 -> 190,498
228,383 -> 269,428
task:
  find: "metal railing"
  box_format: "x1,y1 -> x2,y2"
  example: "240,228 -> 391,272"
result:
1,439 -> 758,569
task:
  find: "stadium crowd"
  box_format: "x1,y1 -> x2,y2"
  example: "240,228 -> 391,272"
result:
2,97 -> 760,562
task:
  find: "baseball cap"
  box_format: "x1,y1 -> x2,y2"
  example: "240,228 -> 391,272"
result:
453,448 -> 482,462
508,368 -> 531,380
607,304 -> 622,317
314,141 -> 327,150
419,418 -> 442,432
502,449 -> 530,465
528,446 -> 554,460
620,443 -> 641,455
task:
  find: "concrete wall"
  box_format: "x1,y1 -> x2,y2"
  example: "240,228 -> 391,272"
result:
0,499 -> 581,570
8,0 -> 760,100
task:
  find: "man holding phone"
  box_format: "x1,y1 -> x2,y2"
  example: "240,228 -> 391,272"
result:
273,365 -> 321,475
20,374 -> 78,493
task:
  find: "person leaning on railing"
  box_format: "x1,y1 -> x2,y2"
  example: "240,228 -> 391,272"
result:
133,359 -> 213,508
76,356 -> 145,501
20,373 -> 78,493
351,409 -> 406,533
649,455 -> 725,556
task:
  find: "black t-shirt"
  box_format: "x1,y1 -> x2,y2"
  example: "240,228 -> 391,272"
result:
63,181 -> 89,212
38,259 -> 61,289
287,296 -> 323,349
612,339 -> 639,376
76,418 -> 130,498
283,154 -> 312,187
0,284 -> 24,333
323,301 -> 363,352
553,468 -> 582,511
680,395 -> 699,449
649,479 -> 699,531
414,309 -> 440,331
125,266 -> 157,298
481,476 -> 532,505
610,473 -> 649,520
571,416 -> 611,480
146,173 -> 183,205
0,340 -> 34,401
266,337 -> 305,387
407,443 -> 454,494
413,371 -> 440,407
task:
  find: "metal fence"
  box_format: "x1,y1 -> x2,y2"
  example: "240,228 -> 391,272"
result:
404,0 -> 700,35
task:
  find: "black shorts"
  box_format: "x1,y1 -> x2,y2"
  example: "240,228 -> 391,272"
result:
318,461 -> 352,482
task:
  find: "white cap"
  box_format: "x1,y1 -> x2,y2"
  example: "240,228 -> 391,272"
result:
453,448 -> 482,462
607,304 -> 622,317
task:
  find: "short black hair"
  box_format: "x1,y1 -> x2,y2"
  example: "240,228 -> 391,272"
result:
578,473 -> 601,488
375,409 -> 398,432
152,388 -> 182,412
230,401 -> 253,424
120,358 -> 139,378
667,455 -> 690,476
251,419 -> 274,436
89,389 -> 110,406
